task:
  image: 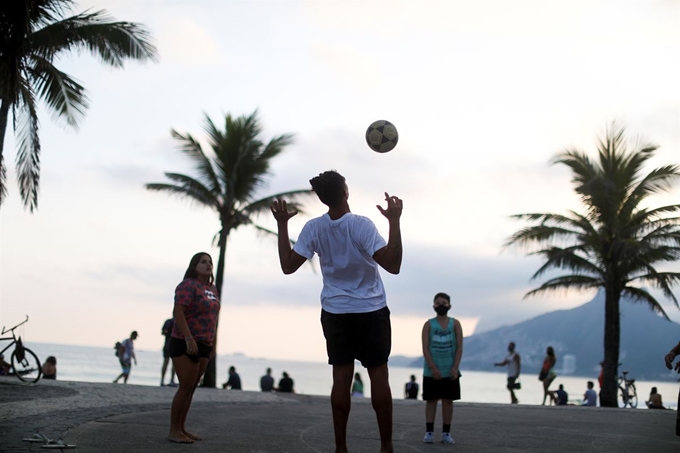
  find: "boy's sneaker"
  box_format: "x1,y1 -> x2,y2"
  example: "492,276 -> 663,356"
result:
441,433 -> 455,444
423,432 -> 434,443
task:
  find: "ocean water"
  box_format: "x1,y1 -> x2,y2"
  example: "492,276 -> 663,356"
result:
20,342 -> 679,409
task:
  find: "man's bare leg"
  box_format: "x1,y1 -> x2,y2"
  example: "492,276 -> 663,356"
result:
368,363 -> 393,453
331,364 -> 354,453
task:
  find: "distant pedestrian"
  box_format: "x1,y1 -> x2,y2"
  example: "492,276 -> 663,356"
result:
539,346 -> 557,405
222,366 -> 242,390
405,375 -> 419,399
352,373 -> 364,397
113,331 -> 138,384
581,381 -> 597,406
0,354 -> 10,375
42,356 -> 57,380
421,292 -> 463,445
494,341 -> 521,404
260,367 -> 274,392
161,318 -> 176,386
168,252 -> 220,444
663,340 -> 680,436
277,371 -> 295,393
271,170 -> 403,453
555,384 -> 568,406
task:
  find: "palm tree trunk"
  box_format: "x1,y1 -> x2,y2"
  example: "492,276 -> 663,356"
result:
600,286 -> 621,407
0,98 -> 10,205
202,227 -> 228,388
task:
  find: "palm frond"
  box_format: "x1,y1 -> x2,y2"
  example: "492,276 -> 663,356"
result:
530,246 -> 603,280
621,286 -> 670,320
30,10 -> 158,67
524,275 -> 601,298
27,54 -> 87,128
14,82 -> 41,212
170,129 -> 221,194
145,173 -> 217,208
628,272 -> 680,306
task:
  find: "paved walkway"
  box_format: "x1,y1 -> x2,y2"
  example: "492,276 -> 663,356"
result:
1,377 -> 678,452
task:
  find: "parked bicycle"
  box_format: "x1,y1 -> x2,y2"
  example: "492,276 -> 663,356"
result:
0,315 -> 42,383
618,370 -> 637,408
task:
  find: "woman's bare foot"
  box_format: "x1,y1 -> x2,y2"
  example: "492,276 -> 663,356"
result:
183,431 -> 202,441
168,430 -> 194,443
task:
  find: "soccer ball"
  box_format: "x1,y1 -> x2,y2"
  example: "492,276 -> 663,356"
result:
365,120 -> 398,153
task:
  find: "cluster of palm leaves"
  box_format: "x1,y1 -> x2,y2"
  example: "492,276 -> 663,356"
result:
507,124 -> 680,407
146,111 -> 313,387
0,0 -> 157,211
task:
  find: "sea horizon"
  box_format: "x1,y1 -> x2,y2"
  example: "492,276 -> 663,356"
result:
16,341 -> 677,409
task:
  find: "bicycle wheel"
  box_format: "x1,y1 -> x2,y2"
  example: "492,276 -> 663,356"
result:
11,347 -> 42,383
618,386 -> 628,408
629,384 -> 638,408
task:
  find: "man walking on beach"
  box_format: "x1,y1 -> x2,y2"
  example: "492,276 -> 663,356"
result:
494,342 -> 521,404
271,170 -> 403,453
114,331 -> 138,384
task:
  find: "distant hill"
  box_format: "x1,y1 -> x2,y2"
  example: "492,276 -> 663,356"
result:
403,290 -> 680,381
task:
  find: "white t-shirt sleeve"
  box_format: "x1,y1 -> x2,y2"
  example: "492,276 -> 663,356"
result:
357,217 -> 387,255
293,222 -> 315,259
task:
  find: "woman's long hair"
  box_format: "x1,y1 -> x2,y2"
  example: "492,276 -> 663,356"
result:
183,252 -> 214,285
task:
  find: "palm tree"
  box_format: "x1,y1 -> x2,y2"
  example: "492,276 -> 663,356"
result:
0,0 -> 157,211
146,110 -> 313,387
506,124 -> 680,407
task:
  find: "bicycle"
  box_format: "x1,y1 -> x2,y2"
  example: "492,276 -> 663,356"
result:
617,370 -> 637,408
0,315 -> 42,383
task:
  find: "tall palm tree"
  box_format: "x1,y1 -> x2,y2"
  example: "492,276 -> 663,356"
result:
506,124 -> 680,407
0,0 -> 157,211
146,110 -> 313,387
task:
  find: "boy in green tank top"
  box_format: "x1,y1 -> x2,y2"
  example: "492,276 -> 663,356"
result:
421,292 -> 463,445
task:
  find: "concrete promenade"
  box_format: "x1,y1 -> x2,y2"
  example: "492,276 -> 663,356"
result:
1,377 -> 678,452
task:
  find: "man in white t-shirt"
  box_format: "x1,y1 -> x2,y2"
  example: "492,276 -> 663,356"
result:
271,170 -> 403,453
494,341 -> 521,404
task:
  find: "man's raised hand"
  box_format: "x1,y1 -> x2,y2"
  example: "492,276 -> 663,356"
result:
270,198 -> 298,223
376,192 -> 403,220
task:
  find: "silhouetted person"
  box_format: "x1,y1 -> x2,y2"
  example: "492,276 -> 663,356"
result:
646,386 -> 665,409
42,356 -> 57,380
581,381 -> 597,406
277,371 -> 295,393
405,375 -> 419,399
222,366 -> 242,390
555,384 -> 568,406
261,367 -> 274,392
114,331 -> 138,384
663,340 -> 680,435
161,318 -> 176,386
494,341 -> 521,404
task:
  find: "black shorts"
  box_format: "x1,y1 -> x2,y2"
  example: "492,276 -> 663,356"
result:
321,306 -> 391,368
168,336 -> 212,363
422,376 -> 461,401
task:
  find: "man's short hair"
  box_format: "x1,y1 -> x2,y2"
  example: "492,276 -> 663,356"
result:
309,171 -> 346,206
587,381 -> 594,388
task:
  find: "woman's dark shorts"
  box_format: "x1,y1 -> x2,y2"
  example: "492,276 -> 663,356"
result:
168,336 -> 212,363
321,306 -> 391,368
422,376 -> 461,401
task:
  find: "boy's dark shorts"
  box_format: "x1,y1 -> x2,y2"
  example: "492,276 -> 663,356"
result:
321,306 -> 391,368
422,376 -> 461,401
168,336 -> 212,363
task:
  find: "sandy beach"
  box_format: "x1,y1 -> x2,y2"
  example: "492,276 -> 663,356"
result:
1,376 -> 679,452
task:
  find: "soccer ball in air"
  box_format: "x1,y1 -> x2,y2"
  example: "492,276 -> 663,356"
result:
365,120 -> 398,153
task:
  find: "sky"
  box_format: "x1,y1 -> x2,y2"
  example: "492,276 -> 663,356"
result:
1,0 -> 679,364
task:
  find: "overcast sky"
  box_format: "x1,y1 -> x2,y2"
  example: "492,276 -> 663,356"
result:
1,0 -> 678,363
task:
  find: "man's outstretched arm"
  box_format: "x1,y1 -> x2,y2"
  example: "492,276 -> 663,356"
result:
271,199 -> 307,274
373,192 -> 403,274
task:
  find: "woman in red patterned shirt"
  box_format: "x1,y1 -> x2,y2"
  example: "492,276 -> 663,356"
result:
168,252 -> 221,443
